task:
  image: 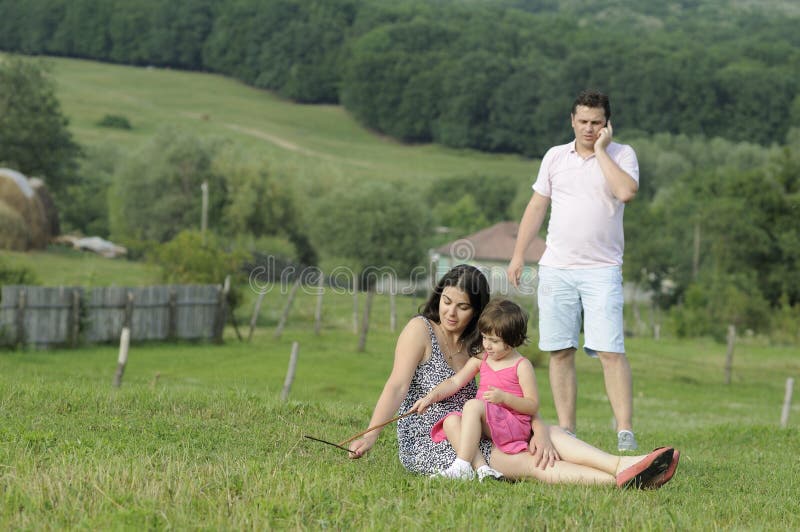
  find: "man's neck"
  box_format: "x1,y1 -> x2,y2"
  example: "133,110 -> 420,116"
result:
573,140 -> 595,159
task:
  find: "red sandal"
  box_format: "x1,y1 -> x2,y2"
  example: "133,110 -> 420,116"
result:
616,447 -> 674,489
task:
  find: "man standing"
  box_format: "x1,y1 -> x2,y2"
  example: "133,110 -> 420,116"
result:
507,90 -> 639,451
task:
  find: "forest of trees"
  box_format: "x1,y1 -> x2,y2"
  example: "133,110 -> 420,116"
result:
1,0 -> 799,340
1,0 -> 799,152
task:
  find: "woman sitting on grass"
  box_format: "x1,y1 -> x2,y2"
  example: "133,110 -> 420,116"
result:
413,299 -> 537,481
348,264 -> 679,488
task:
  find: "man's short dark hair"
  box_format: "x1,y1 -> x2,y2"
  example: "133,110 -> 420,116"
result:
572,90 -> 611,121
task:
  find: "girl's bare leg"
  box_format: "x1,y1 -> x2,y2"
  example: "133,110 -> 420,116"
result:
442,404 -> 489,470
490,425 -> 655,484
457,399 -> 485,465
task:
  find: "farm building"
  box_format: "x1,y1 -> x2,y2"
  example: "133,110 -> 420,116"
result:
431,221 -> 545,297
0,168 -> 59,251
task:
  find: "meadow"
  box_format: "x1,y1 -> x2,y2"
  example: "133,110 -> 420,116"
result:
44,55 -> 536,193
1,252 -> 799,530
2,56 -> 799,529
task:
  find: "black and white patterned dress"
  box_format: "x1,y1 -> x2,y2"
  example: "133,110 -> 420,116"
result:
396,316 -> 492,475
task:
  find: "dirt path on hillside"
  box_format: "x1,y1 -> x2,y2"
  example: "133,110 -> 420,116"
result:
223,123 -> 373,169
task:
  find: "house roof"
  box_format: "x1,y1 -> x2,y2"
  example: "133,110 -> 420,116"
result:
434,221 -> 545,263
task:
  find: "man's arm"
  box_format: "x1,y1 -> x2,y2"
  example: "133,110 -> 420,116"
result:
507,192 -> 550,287
594,121 -> 638,203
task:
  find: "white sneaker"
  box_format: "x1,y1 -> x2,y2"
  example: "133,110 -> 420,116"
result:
430,458 -> 475,480
618,430 -> 639,451
476,465 -> 504,482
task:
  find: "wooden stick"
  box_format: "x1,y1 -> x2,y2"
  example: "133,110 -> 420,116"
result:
280,341 -> 300,401
247,290 -> 267,342
337,411 -> 416,447
112,327 -> 130,388
780,377 -> 794,428
314,272 -> 324,335
304,435 -> 354,454
725,324 -> 736,384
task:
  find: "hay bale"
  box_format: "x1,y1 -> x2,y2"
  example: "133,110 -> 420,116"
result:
0,199 -> 28,250
30,177 -> 60,237
0,168 -> 58,250
0,168 -> 34,199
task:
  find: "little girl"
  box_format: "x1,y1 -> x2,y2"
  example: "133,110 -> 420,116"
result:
413,299 -> 539,481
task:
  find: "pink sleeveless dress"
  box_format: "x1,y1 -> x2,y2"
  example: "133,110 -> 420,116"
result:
431,354 -> 532,454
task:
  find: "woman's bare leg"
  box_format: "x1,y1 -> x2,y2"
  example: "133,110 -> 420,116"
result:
491,425 -> 657,484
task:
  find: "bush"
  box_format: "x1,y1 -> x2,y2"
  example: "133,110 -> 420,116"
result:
769,295 -> 800,345
96,114 -> 132,130
153,230 -> 247,310
669,275 -> 772,340
0,258 -> 38,285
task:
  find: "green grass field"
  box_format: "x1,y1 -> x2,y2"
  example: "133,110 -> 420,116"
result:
43,55 -> 536,192
2,56 -> 799,529
1,247 -> 161,286
2,252 -> 799,529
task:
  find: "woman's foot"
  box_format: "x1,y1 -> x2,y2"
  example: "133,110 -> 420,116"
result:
642,449 -> 680,489
615,447 -> 674,489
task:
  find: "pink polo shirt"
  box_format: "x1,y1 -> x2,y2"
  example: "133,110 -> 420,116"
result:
533,140 -> 639,269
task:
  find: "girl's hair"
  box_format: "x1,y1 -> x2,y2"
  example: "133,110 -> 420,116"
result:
418,264 -> 490,355
477,299 -> 528,348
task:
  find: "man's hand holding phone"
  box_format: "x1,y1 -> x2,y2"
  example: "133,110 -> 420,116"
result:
594,120 -> 613,153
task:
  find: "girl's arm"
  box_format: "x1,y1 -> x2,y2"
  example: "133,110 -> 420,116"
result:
349,319 -> 429,458
483,357 -> 539,416
412,357 -> 481,414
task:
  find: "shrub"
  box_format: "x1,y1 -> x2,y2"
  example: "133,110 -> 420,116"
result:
0,258 -> 38,285
153,230 -> 247,310
96,114 -> 132,130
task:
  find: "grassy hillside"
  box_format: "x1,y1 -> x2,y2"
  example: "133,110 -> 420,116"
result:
1,247 -> 160,286
46,56 -> 536,191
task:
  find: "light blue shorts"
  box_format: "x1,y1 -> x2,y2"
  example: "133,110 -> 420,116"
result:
537,265 -> 625,357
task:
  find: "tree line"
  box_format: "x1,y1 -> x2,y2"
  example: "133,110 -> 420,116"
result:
1,0 -> 798,154
2,1 -> 799,341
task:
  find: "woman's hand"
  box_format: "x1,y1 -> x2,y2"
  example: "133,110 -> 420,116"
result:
528,419 -> 559,469
412,395 -> 434,415
348,435 -> 377,459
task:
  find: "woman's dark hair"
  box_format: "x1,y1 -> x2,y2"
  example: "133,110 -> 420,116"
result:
419,264 -> 490,354
478,299 -> 528,348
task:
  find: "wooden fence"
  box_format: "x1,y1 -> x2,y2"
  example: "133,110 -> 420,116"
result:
0,284 -> 228,348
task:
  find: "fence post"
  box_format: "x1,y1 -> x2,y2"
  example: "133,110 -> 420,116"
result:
781,377 -> 794,428
201,180 -> 208,245
358,289 -> 375,352
248,290 -> 267,342
389,275 -> 397,333
167,287 -> 178,341
113,327 -> 130,387
428,257 -> 439,296
314,273 -> 324,335
124,291 -> 134,331
281,341 -> 300,400
16,288 -> 26,347
69,289 -> 81,347
352,275 -> 359,334
275,278 -> 300,339
213,276 -> 230,344
724,324 -> 736,384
